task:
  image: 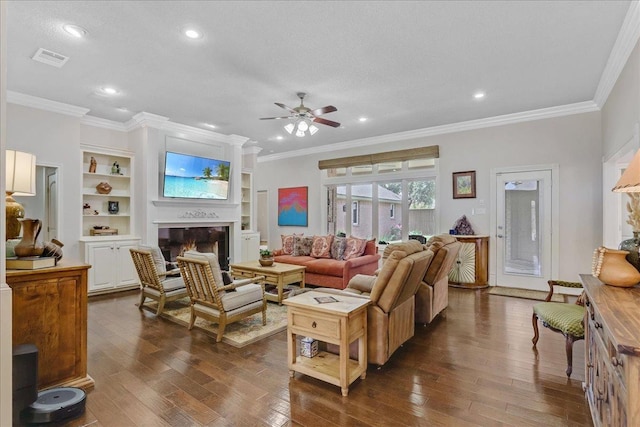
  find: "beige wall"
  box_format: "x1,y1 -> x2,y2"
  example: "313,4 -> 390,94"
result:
602,40 -> 640,159
256,111 -> 602,282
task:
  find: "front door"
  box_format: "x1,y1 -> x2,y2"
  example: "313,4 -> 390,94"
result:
496,170 -> 552,290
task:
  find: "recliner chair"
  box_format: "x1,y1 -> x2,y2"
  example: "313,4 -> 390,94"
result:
319,243 -> 432,366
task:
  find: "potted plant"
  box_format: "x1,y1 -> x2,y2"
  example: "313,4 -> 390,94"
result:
259,248 -> 274,267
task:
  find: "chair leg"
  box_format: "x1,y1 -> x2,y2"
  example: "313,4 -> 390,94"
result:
188,307 -> 196,330
261,303 -> 267,326
532,312 -> 540,346
156,297 -> 165,316
565,335 -> 576,378
216,320 -> 226,343
138,291 -> 146,310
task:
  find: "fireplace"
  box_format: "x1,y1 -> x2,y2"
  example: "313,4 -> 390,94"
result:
158,226 -> 230,270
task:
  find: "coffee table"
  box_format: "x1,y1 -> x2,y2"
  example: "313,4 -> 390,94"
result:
283,290 -> 370,396
229,260 -> 306,304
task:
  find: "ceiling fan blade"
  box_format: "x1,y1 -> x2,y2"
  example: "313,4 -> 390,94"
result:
275,102 -> 297,113
259,116 -> 292,120
313,117 -> 341,128
311,105 -> 337,116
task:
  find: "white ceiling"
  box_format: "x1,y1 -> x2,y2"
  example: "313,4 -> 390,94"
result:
6,1 -> 632,157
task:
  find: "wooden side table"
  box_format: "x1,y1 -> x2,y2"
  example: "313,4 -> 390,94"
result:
448,235 -> 489,289
283,290 -> 370,396
230,260 -> 305,304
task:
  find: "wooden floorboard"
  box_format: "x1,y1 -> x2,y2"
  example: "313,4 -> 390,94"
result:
28,287 -> 592,427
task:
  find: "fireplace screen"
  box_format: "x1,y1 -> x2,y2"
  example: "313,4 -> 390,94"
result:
158,226 -> 229,270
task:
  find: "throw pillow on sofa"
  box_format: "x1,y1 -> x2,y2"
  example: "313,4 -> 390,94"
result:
331,236 -> 347,260
311,235 -> 334,258
293,236 -> 313,256
281,233 -> 302,255
344,236 -> 368,260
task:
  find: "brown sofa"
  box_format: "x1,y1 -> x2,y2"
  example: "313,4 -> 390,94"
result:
318,242 -> 432,366
273,239 -> 380,289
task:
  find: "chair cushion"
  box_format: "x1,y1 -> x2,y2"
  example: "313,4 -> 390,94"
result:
183,250 -> 225,290
221,284 -> 263,311
533,302 -> 585,337
139,245 -> 167,276
162,277 -> 186,292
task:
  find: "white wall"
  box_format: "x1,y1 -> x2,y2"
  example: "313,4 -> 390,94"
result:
256,111 -> 602,281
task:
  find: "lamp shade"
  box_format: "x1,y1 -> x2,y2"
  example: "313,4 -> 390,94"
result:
6,150 -> 36,196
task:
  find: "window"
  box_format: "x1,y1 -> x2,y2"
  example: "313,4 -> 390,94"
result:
390,204 -> 395,218
352,201 -> 359,225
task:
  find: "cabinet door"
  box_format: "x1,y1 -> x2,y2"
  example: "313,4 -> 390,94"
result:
116,240 -> 139,287
87,242 -> 118,291
241,232 -> 260,261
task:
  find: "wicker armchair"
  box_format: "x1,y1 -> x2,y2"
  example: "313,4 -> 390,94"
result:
130,246 -> 188,315
532,280 -> 585,377
177,252 -> 267,342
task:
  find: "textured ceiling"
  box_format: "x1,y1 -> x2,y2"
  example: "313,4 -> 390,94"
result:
6,1 -> 631,156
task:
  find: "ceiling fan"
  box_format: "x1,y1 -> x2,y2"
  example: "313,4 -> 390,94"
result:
260,93 -> 340,136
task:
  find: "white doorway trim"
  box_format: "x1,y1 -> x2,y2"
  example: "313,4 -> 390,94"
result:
490,163 -> 559,287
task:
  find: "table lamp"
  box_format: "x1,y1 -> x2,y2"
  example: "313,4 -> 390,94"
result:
5,150 -> 36,240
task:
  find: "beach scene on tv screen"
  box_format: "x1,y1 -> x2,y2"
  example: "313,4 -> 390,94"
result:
163,152 -> 230,199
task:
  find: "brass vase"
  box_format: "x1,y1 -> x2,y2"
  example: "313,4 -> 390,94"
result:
13,218 -> 44,257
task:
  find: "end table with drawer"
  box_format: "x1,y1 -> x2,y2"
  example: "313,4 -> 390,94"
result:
283,290 -> 370,396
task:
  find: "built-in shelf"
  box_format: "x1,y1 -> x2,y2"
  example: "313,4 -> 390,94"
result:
82,148 -> 134,237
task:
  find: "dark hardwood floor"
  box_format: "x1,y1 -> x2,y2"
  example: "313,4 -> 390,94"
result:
52,287 -> 592,427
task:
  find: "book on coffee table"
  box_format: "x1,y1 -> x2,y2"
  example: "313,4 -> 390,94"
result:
6,256 -> 56,270
314,295 -> 338,304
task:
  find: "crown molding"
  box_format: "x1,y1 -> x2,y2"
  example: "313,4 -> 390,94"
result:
258,100 -> 599,163
81,115 -> 127,131
594,1 -> 640,107
7,91 -> 90,117
124,112 -> 170,130
242,145 -> 263,155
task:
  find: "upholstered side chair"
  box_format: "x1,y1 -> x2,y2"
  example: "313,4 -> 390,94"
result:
177,251 -> 267,343
532,280 -> 586,377
130,246 -> 188,315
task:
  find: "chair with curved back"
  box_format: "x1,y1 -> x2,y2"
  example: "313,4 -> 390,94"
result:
177,251 -> 267,343
130,246 -> 188,315
532,279 -> 586,377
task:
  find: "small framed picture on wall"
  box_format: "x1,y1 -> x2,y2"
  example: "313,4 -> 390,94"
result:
452,171 -> 476,199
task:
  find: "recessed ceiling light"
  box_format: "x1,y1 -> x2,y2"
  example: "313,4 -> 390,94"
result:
184,29 -> 202,39
63,24 -> 87,38
276,136 -> 283,140
99,87 -> 119,95
203,123 -> 216,129
474,92 -> 485,99
116,107 -> 129,112
359,117 -> 368,122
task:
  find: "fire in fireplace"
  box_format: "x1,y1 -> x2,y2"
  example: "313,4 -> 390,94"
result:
158,226 -> 229,270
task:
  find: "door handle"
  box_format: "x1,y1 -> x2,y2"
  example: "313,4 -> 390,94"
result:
497,234 -> 503,238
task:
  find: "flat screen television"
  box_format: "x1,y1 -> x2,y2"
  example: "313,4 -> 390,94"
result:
163,151 -> 231,200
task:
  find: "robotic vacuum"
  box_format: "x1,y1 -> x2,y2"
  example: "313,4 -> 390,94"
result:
22,387 -> 86,424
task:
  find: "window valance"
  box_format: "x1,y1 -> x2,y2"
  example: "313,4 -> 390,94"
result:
318,145 -> 439,170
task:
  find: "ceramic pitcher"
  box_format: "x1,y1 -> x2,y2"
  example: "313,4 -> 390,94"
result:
14,218 -> 44,257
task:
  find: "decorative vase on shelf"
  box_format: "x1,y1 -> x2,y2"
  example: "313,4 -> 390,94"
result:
619,231 -> 640,272
592,246 -> 640,288
96,182 -> 112,194
13,218 -> 44,258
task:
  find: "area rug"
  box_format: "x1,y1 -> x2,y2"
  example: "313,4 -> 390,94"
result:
140,298 -> 288,348
487,286 -> 564,302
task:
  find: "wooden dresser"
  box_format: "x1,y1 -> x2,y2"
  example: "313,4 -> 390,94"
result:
580,274 -> 640,427
6,261 -> 94,391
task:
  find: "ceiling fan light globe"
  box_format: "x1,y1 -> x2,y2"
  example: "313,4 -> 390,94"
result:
295,129 -> 305,137
284,123 -> 294,134
309,125 -> 319,135
297,120 -> 309,132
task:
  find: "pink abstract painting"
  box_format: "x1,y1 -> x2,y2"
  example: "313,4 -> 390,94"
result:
278,187 -> 308,226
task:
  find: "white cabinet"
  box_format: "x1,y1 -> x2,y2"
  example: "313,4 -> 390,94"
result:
82,147 -> 133,237
241,171 -> 252,231
241,231 -> 260,262
81,238 -> 140,294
